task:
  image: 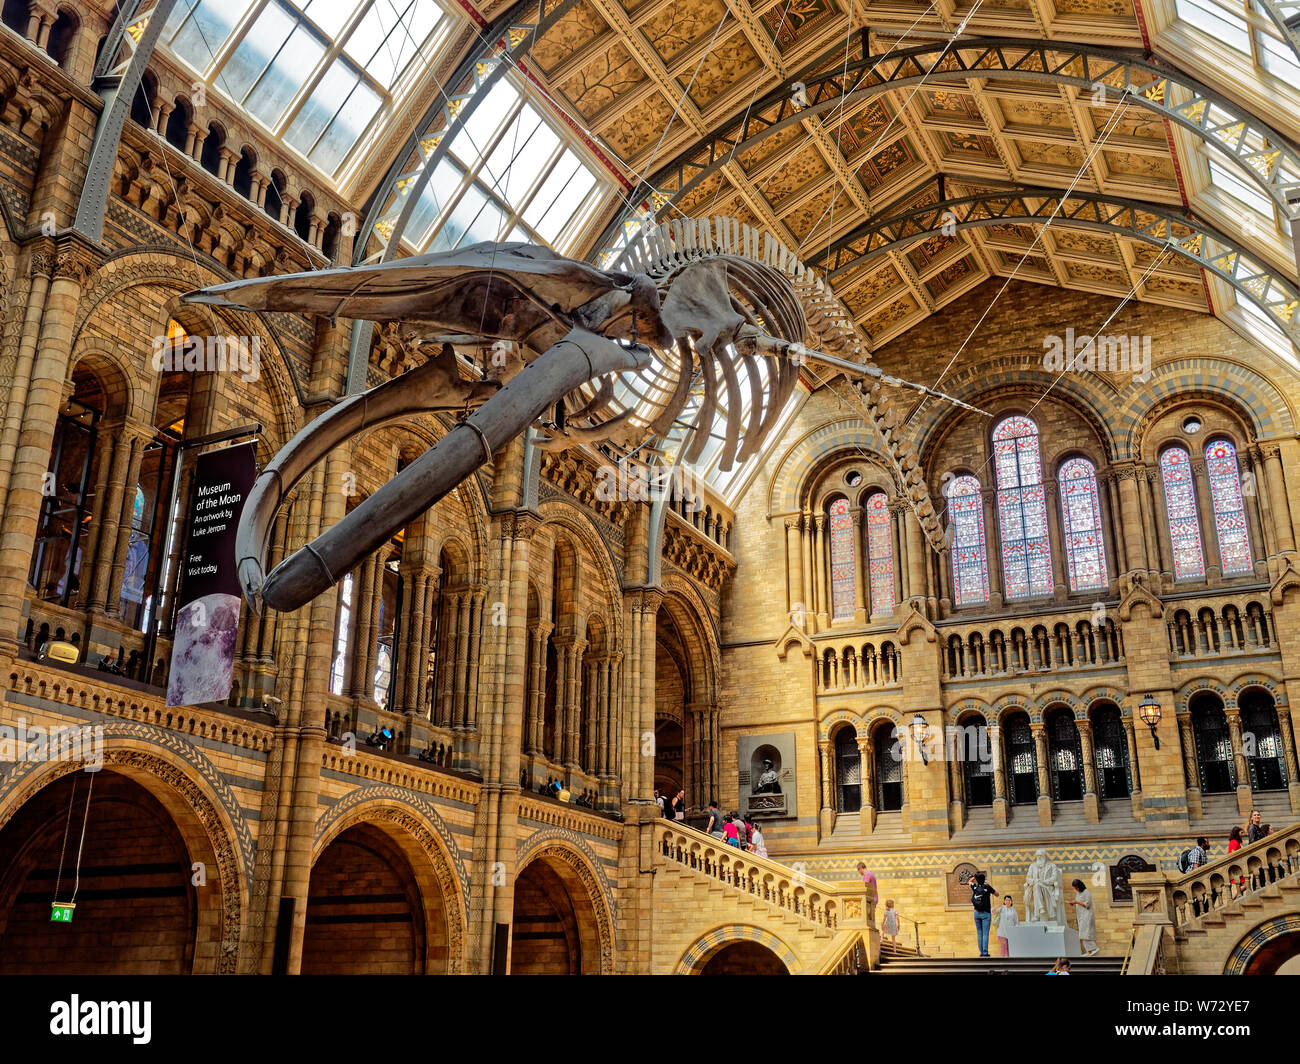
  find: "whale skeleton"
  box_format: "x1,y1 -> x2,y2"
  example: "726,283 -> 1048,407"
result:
184,218 -> 980,613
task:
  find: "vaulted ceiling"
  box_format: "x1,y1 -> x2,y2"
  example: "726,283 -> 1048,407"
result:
511,0 -> 1298,356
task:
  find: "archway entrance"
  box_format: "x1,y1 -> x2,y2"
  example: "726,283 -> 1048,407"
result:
0,770 -> 197,974
699,941 -> 789,974
302,822 -> 433,975
509,853 -> 604,974
1240,930 -> 1300,975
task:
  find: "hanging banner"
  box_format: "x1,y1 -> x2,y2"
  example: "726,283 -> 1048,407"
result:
166,442 -> 257,708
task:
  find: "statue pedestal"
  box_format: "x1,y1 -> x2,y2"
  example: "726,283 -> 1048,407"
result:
1003,922 -> 1081,958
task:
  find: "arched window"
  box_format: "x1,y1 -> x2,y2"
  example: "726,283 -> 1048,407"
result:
1205,439 -> 1253,576
834,728 -> 862,813
1046,707 -> 1084,802
864,491 -> 894,615
1160,447 -> 1205,580
873,726 -> 904,811
1004,712 -> 1038,805
1059,457 -> 1107,592
164,97 -> 191,151
1239,690 -> 1287,791
1190,697 -> 1234,793
827,497 -> 855,621
947,474 -> 988,606
958,715 -> 994,807
992,416 -> 1052,598
1091,705 -> 1131,800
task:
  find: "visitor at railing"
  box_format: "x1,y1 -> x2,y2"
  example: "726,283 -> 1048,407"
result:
881,899 -> 901,950
748,821 -> 767,857
1247,808 -> 1266,844
671,789 -> 686,820
1227,825 -> 1246,898
722,814 -> 742,847
704,800 -> 724,837
1177,836 -> 1211,873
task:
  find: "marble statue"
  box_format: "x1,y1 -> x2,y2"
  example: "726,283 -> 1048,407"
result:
1024,848 -> 1065,924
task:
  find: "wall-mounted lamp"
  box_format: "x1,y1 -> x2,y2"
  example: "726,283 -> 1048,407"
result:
1139,694 -> 1162,750
910,714 -> 931,765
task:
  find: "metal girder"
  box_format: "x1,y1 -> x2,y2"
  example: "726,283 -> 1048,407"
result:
1256,0 -> 1300,64
73,0 -> 180,242
346,0 -> 578,394
591,35 -> 1300,256
814,184 -> 1300,350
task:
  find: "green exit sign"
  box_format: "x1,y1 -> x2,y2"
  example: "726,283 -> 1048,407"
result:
50,903 -> 75,923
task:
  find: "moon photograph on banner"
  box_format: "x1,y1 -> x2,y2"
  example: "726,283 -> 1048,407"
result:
165,443 -> 257,709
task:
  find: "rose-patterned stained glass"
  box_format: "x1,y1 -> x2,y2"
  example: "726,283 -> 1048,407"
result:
992,416 -> 1053,598
947,474 -> 988,605
865,492 -> 894,615
1059,457 -> 1107,592
1205,439 -> 1253,576
828,497 -> 856,620
1160,446 -> 1205,580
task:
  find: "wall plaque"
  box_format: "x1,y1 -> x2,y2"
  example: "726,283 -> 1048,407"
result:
1109,854 -> 1155,903
945,862 -> 984,907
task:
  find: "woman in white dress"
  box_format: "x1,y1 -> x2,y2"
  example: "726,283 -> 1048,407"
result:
1070,879 -> 1099,955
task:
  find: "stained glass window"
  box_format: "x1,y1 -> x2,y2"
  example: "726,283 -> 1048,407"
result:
1059,458 -> 1107,592
1160,447 -> 1206,580
865,492 -> 895,615
947,475 -> 988,606
993,416 -> 1053,598
1205,439 -> 1253,576
828,498 -> 856,620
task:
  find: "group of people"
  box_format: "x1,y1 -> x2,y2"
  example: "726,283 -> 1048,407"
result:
653,789 -> 686,820
1182,809 -> 1278,871
969,872 -> 1098,957
703,801 -> 768,857
855,863 -> 903,948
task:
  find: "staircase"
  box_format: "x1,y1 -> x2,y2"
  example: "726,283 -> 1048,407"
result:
1126,820 -> 1300,974
651,820 -> 877,974
876,953 -> 1124,975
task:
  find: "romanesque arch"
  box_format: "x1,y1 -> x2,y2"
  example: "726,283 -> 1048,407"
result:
675,923 -> 798,974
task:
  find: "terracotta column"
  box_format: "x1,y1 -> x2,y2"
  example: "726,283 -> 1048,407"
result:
0,240 -> 96,661
1179,715 -> 1203,819
1261,444 -> 1296,554
1079,719 -> 1099,823
818,738 -> 835,837
1123,717 -> 1144,821
990,724 -> 1008,828
1225,708 -> 1253,815
1032,723 -> 1052,827
850,505 -> 867,623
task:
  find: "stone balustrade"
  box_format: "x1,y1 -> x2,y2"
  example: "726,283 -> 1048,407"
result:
653,819 -> 875,932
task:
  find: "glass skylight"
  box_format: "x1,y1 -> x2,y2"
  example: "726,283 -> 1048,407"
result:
159,0 -> 451,180
1174,0 -> 1300,88
401,74 -> 608,256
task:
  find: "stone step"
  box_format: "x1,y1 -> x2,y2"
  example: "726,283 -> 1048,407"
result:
877,955 -> 1124,975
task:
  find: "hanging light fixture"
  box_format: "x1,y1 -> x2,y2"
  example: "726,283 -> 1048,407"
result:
1138,694 -> 1162,749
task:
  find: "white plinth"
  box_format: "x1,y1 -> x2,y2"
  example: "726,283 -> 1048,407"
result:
1002,922 -> 1081,958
